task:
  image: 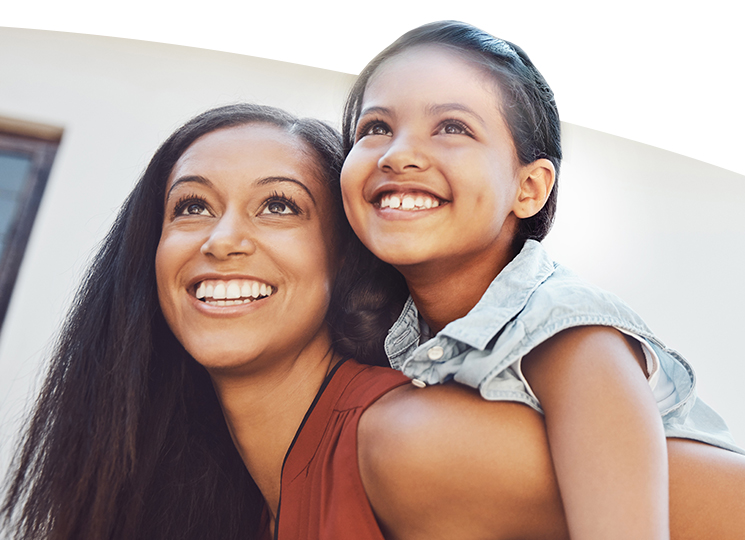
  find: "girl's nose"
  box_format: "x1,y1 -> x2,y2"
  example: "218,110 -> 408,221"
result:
377,133 -> 430,174
200,212 -> 257,259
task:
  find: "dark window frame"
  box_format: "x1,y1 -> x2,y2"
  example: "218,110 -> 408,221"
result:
0,119 -> 62,329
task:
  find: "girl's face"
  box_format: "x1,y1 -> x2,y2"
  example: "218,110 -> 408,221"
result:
341,46 -> 529,272
156,124 -> 339,372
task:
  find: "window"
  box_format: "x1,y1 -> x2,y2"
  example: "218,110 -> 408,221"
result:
0,117 -> 62,329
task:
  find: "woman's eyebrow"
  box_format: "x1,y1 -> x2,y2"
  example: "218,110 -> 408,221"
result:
256,176 -> 316,204
426,103 -> 486,127
166,175 -> 213,201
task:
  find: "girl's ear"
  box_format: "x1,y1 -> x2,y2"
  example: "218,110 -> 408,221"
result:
513,158 -> 555,219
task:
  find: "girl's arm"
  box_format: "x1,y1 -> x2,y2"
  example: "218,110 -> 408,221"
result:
521,325 -> 669,540
358,383 -> 570,540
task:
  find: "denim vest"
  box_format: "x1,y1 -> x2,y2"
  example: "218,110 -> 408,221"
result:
385,240 -> 743,454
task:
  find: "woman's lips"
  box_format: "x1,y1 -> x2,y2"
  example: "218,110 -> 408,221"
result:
194,278 -> 274,306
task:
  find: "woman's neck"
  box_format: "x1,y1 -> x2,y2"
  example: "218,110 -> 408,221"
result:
208,328 -> 340,519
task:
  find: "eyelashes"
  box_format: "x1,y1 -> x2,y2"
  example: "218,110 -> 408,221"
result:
354,117 -> 475,141
261,191 -> 301,216
172,194 -> 210,218
436,119 -> 473,137
356,119 -> 392,141
170,191 -> 302,219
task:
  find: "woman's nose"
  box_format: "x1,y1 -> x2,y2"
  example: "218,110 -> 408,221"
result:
200,212 -> 256,259
377,133 -> 430,174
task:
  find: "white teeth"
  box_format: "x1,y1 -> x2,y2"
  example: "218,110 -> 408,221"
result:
241,282 -> 251,297
226,282 -> 241,300
379,192 -> 441,211
196,279 -> 274,305
213,283 -> 226,299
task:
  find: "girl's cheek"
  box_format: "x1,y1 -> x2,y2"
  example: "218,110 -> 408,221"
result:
341,150 -> 370,195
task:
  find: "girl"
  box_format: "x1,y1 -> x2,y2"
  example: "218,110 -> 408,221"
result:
341,21 -> 745,540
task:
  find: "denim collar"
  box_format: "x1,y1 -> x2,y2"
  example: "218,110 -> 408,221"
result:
387,240 -> 556,353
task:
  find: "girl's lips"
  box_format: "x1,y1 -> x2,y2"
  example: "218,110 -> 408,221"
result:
368,181 -> 450,205
377,190 -> 443,210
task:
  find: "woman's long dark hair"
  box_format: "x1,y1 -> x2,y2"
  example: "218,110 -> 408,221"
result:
2,103 -> 406,539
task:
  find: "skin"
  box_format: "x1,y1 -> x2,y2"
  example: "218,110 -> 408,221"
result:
152,118 -> 745,540
156,123 -> 344,516
154,122 -> 570,539
341,46 -> 551,333
342,45 -> 745,539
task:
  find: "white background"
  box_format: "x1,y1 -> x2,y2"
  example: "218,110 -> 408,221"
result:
1,1 -> 744,491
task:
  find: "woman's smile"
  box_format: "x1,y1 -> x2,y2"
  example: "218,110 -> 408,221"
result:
194,277 -> 274,306
156,123 -> 339,372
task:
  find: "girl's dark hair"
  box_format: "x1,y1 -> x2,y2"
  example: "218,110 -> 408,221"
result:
342,20 -> 562,248
2,103 -> 405,539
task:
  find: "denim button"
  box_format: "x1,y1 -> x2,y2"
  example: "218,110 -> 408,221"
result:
427,346 -> 444,360
411,378 -> 427,388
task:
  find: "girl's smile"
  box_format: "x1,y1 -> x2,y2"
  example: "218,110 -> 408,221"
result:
341,45 -> 532,276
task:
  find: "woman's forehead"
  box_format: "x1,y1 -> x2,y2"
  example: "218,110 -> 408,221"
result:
168,124 -> 322,191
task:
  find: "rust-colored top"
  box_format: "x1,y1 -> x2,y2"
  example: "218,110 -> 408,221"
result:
263,359 -> 410,540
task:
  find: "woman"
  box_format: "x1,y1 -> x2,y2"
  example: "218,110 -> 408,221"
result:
340,20 -> 745,540
2,103 -> 570,540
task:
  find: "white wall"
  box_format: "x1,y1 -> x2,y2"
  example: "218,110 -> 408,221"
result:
545,124 -> 745,445
1,28 -> 743,483
0,27 -> 355,475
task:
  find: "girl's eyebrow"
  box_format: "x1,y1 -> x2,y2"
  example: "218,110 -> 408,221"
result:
426,103 -> 486,127
166,175 -> 212,201
256,176 -> 316,204
359,105 -> 393,118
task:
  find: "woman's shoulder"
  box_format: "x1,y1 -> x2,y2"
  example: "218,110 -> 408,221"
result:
358,382 -> 567,539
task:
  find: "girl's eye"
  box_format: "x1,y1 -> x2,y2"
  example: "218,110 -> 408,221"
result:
261,195 -> 300,216
438,120 -> 472,136
357,120 -> 392,140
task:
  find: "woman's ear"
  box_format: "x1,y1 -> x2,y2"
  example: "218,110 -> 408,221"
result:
513,158 -> 555,219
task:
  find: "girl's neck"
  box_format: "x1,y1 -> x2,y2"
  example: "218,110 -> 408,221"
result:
208,327 -> 340,519
401,243 -> 518,334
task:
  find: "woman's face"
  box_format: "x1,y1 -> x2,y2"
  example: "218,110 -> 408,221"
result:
156,123 -> 339,372
341,46 -> 526,271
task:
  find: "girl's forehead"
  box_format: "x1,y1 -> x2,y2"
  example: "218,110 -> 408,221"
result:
363,45 -> 504,109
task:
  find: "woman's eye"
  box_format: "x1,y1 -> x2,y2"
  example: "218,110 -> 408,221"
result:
174,198 -> 211,217
185,203 -> 209,215
262,200 -> 296,215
